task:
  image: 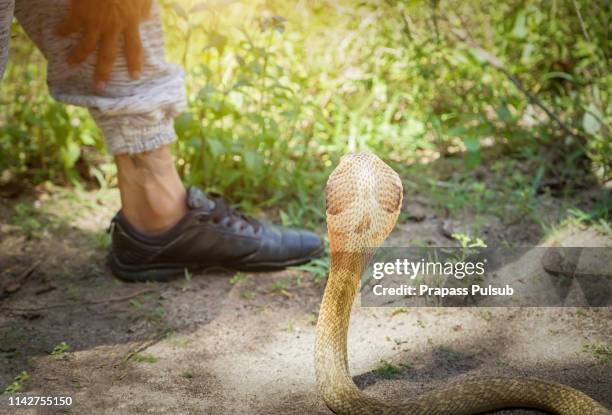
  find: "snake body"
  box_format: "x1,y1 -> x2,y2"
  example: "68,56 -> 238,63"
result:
315,152 -> 609,415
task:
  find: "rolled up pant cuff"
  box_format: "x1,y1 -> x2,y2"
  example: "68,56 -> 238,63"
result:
94,116 -> 176,155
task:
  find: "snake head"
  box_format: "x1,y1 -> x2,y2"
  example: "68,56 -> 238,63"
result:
325,152 -> 403,251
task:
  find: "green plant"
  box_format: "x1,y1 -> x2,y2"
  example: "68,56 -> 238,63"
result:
11,203 -> 43,237
453,233 -> 487,249
184,268 -> 193,282
294,257 -> 329,280
92,231 -> 111,250
131,353 -> 159,364
0,0 -> 608,229
375,359 -> 402,378
270,280 -> 288,291
582,342 -> 611,364
51,341 -> 71,357
3,371 -> 29,394
229,272 -> 250,285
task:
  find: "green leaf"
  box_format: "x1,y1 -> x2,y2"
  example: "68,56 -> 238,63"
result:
197,84 -> 217,99
279,210 -> 291,226
496,106 -> 511,123
244,150 -> 263,171
207,139 -> 225,157
79,131 -> 95,146
199,64 -> 213,78
447,126 -> 466,137
512,10 -> 527,39
464,137 -> 480,152
469,48 -> 489,64
543,72 -> 575,82
582,111 -> 601,135
187,136 -> 202,149
463,137 -> 481,170
174,112 -> 194,137
208,31 -> 228,55
61,141 -> 81,169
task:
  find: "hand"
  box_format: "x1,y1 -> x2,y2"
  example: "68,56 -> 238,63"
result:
57,0 -> 153,90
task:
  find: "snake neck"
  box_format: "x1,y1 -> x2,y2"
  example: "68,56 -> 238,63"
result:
315,252 -> 388,414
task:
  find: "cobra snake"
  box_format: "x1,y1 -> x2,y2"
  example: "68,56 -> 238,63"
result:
315,152 -> 610,415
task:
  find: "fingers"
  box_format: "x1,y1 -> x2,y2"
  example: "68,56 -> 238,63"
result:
123,22 -> 143,80
140,0 -> 153,19
68,26 -> 101,67
56,1 -> 83,37
56,13 -> 81,37
94,29 -> 121,90
60,0 -> 151,89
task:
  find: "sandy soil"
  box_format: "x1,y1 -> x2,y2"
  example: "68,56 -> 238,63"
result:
0,187 -> 610,415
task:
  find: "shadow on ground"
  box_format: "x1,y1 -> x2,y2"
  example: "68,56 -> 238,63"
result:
0,185 -> 610,414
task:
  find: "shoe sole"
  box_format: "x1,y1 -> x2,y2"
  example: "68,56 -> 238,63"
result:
107,246 -> 325,283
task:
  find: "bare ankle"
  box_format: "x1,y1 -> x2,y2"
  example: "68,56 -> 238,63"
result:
115,146 -> 189,234
121,192 -> 187,234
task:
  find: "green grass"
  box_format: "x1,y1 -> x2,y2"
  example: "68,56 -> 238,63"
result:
3,371 -> 29,394
229,272 -> 251,285
131,353 -> 159,364
375,359 -> 402,378
168,334 -> 193,349
582,342 -> 612,364
270,280 -> 289,291
293,257 -> 329,280
50,341 -> 71,358
92,231 -> 111,250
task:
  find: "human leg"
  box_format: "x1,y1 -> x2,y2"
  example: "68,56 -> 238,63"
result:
0,0 -> 14,81
14,0 -> 188,233
14,0 -> 323,280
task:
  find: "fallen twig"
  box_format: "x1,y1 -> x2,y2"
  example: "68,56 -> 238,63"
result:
0,258 -> 45,300
0,288 -> 158,313
17,258 -> 44,282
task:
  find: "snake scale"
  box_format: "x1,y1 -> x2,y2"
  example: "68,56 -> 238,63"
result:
315,152 -> 610,415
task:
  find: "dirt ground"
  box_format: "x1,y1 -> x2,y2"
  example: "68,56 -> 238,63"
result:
0,185 -> 610,415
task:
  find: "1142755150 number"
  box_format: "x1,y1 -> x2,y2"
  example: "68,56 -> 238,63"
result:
7,396 -> 73,406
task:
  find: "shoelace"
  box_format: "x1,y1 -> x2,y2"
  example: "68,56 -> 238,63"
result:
208,195 -> 261,233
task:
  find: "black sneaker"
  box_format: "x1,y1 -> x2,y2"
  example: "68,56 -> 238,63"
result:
107,187 -> 324,282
